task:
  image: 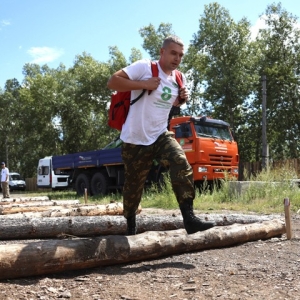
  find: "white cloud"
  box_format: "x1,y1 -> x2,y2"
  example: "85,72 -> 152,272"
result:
0,19 -> 11,30
250,14 -> 300,40
250,16 -> 267,40
1,20 -> 10,26
27,47 -> 64,64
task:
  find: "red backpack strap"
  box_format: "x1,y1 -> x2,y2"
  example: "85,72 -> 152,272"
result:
175,70 -> 183,88
151,61 -> 159,77
175,70 -> 185,104
148,61 -> 159,95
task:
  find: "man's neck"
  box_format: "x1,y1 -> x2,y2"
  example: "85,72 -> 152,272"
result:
158,61 -> 173,76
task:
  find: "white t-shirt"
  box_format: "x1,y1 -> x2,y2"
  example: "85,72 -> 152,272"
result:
1,167 -> 9,182
120,59 -> 186,145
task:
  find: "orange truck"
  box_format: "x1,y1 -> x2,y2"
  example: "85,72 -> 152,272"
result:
37,116 -> 238,195
169,116 -> 239,187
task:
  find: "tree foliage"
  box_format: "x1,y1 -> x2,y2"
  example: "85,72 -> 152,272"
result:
139,23 -> 174,60
190,3 -> 258,132
255,3 -> 300,160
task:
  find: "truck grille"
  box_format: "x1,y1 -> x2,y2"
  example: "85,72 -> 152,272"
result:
209,154 -> 232,166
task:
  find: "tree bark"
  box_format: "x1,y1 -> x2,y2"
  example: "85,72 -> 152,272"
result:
0,202 -> 138,217
0,196 -> 50,203
0,213 -> 281,240
0,219 -> 286,279
0,200 -> 80,214
0,200 -> 80,208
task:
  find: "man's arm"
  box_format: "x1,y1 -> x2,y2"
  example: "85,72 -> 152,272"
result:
107,69 -> 161,92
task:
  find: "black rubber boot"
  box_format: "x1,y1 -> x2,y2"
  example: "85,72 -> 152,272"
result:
126,215 -> 137,235
179,199 -> 214,234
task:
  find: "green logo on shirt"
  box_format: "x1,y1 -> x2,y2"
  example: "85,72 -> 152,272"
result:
161,86 -> 172,101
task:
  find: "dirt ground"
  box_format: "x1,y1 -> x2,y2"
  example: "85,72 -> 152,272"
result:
0,207 -> 299,300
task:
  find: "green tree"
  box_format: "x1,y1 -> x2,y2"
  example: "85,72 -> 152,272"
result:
255,3 -> 300,160
63,53 -> 113,152
19,64 -> 62,176
129,48 -> 143,63
190,2 -> 259,136
181,44 -> 208,116
184,2 -> 259,164
139,23 -> 174,60
0,79 -> 21,173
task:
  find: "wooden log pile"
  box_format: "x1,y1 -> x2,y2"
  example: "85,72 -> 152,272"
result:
0,219 -> 286,280
0,201 -> 140,217
0,213 -> 282,239
0,196 -> 286,280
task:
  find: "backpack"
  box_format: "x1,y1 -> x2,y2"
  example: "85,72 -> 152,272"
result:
108,61 -> 183,131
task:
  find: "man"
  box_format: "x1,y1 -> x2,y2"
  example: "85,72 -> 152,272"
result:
107,35 -> 214,235
1,162 -> 10,198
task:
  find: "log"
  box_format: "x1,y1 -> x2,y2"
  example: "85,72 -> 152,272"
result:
0,200 -> 80,209
0,200 -> 80,215
1,206 -> 67,214
0,202 -> 130,216
0,213 -> 281,240
0,219 -> 286,279
0,196 -> 50,204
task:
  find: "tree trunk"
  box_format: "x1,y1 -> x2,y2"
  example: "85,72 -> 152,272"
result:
0,219 -> 285,279
0,202 -> 139,217
0,213 -> 281,240
0,200 -> 80,208
0,196 -> 50,203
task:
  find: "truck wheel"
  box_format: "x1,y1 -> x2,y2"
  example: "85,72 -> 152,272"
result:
75,174 -> 90,196
91,172 -> 108,196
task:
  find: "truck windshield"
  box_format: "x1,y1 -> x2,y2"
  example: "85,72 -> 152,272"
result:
194,123 -> 233,141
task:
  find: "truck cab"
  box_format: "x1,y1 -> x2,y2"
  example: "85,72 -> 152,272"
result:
169,116 -> 239,187
37,156 -> 69,190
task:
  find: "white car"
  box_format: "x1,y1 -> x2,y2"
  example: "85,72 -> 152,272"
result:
9,172 -> 26,191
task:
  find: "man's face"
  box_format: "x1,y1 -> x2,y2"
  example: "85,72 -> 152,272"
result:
160,42 -> 184,72
1,164 -> 4,168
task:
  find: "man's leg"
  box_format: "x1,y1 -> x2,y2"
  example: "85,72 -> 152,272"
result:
154,132 -> 214,234
122,143 -> 153,235
2,182 -> 9,198
6,182 -> 10,198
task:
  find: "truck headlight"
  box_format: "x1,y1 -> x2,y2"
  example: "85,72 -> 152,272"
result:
232,168 -> 239,174
198,167 -> 208,173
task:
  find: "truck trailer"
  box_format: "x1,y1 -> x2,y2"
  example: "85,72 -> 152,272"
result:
37,116 -> 239,195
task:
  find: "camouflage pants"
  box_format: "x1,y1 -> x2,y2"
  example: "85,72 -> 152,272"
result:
121,131 -> 195,218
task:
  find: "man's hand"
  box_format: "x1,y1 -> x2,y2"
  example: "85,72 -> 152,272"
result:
179,87 -> 189,102
144,77 -> 161,90
173,87 -> 189,106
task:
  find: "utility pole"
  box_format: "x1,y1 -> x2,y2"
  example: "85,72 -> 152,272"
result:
261,75 -> 269,169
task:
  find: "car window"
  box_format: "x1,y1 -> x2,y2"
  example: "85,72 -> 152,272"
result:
10,174 -> 21,180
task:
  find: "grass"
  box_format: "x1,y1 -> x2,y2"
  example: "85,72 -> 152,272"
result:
26,166 -> 300,214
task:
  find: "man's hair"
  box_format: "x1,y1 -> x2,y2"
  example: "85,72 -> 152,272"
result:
162,35 -> 184,48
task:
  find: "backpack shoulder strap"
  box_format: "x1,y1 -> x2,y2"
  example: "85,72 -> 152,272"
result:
175,70 -> 185,104
175,70 -> 183,88
148,61 -> 159,95
151,61 -> 159,77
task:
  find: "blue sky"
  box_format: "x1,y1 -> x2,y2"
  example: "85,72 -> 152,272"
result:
0,0 -> 299,89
